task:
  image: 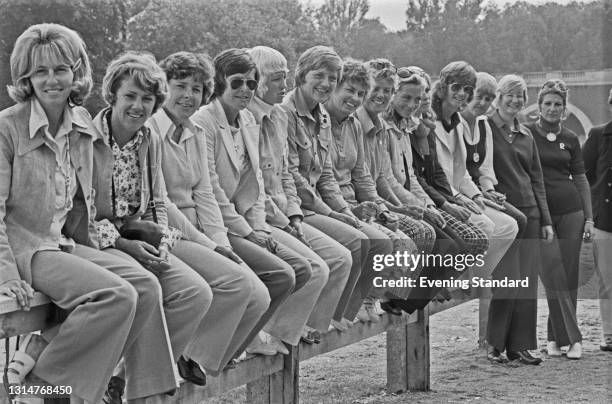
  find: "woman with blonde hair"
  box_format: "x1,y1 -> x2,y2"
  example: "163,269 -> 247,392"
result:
0,24 -> 169,403
486,74 -> 554,365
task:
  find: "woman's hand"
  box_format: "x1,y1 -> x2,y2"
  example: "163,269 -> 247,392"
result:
583,220 -> 594,242
441,201 -> 471,222
214,245 -> 243,264
541,225 -> 554,243
483,189 -> 506,205
287,217 -> 312,248
329,211 -> 360,229
352,202 -> 378,223
246,230 -> 278,253
458,195 -> 483,214
0,279 -> 34,311
423,207 -> 446,228
115,238 -> 170,275
379,211 -> 399,232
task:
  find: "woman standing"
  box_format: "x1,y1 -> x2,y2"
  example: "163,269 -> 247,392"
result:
583,88 -> 612,353
487,75 -> 554,364
92,52 -> 214,395
149,51 -> 271,374
526,79 -> 590,359
0,24 -> 169,403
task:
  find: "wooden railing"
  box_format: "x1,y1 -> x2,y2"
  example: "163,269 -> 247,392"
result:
0,288 -> 480,404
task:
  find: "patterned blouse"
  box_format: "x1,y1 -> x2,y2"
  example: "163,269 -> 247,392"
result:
96,109 -> 180,248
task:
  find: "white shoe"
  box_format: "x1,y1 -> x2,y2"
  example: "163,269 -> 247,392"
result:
267,334 -> 289,355
355,305 -> 371,323
546,341 -> 562,357
245,332 -> 277,356
566,342 -> 582,359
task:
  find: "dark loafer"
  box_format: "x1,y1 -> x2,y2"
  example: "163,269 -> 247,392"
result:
177,356 -> 207,386
507,350 -> 542,365
380,300 -> 403,316
102,376 -> 125,404
487,347 -> 508,363
600,340 -> 612,352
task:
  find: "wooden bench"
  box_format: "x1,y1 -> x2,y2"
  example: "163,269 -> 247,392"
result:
0,288 -> 480,403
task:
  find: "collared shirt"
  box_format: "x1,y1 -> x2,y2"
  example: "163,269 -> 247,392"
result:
488,110 -> 552,225
281,88 -> 347,215
149,108 -> 230,249
381,110 -> 433,207
30,98 -> 79,251
248,96 -> 302,228
96,109 -> 180,248
327,112 -> 383,208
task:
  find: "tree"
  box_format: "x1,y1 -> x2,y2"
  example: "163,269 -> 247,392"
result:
314,0 -> 370,55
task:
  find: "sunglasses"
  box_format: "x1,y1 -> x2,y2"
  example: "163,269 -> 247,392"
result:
230,79 -> 258,91
449,83 -> 474,94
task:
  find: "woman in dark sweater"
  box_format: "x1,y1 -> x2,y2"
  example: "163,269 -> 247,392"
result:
525,79 -> 592,359
486,75 -> 554,365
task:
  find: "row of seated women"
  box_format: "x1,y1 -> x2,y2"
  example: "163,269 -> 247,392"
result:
0,23 -> 607,404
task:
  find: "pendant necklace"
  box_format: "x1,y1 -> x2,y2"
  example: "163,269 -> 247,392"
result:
537,119 -> 561,142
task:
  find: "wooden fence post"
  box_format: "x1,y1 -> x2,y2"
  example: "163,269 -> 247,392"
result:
386,307 -> 430,393
246,345 -> 299,404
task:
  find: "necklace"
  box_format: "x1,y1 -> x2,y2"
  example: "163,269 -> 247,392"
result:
536,119 -> 561,142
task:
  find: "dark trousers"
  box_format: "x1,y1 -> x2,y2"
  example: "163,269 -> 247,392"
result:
487,206 -> 539,352
541,210 -> 584,345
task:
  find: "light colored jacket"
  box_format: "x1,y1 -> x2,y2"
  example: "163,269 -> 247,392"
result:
0,101 -> 99,284
433,115 -> 481,199
248,97 -> 303,229
192,98 -> 270,237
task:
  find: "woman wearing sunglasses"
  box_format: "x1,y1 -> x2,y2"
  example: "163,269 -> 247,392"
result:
486,74 -> 554,365
92,51 -> 215,400
524,79 -> 589,359
192,48 -> 313,356
0,24 -> 175,403
147,51 -> 271,375
280,46 -> 384,331
583,88 -> 612,353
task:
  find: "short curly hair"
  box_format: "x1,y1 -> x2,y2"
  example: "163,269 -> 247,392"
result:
537,78 -> 568,106
102,51 -> 168,113
339,59 -> 372,93
159,51 -> 214,105
475,72 -> 497,98
294,46 -> 342,87
365,58 -> 397,87
8,23 -> 93,105
212,48 -> 259,99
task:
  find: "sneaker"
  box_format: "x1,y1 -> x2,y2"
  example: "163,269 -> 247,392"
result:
266,334 -> 289,355
364,297 -> 381,322
330,319 -> 348,332
355,305 -> 370,323
546,341 -> 562,357
245,331 -> 277,356
566,342 -> 582,359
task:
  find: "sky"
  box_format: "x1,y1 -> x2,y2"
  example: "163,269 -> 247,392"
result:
304,0 -> 595,32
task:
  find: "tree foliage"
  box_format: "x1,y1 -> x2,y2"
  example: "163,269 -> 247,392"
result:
0,0 -> 607,111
